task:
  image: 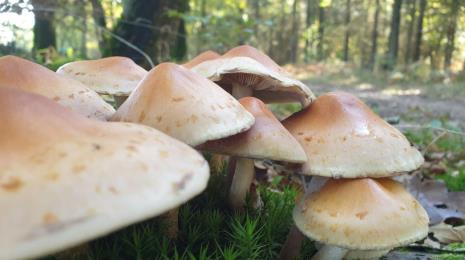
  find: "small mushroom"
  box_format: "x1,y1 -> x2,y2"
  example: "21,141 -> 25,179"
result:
293,178 -> 429,260
0,87 -> 209,259
112,62 -> 255,146
56,56 -> 147,107
0,55 -> 114,120
199,97 -> 307,210
283,91 -> 424,178
191,45 -> 315,106
183,50 -> 221,69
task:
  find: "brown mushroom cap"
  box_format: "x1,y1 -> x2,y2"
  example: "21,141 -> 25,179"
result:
294,178 -> 429,250
183,51 -> 221,69
111,62 -> 255,146
283,92 -> 424,178
199,97 -> 307,163
0,87 -> 209,259
191,45 -> 315,106
0,55 -> 114,120
56,56 -> 147,96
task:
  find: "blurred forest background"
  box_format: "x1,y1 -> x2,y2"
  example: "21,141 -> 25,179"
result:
0,0 -> 464,90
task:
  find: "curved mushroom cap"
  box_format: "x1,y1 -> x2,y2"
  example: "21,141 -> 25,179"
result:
294,178 -> 429,250
283,92 -> 424,178
0,88 -> 209,260
183,50 -> 221,69
0,55 -> 114,120
199,97 -> 307,163
56,56 -> 147,96
111,63 -> 255,146
191,45 -> 315,106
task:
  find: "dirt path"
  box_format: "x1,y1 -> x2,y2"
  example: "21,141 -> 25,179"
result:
310,84 -> 465,129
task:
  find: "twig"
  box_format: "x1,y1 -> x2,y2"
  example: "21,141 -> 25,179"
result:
422,131 -> 447,155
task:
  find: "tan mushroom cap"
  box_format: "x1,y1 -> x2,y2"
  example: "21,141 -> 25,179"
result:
283,92 -> 424,178
56,56 -> 147,96
294,178 -> 429,250
111,62 -> 255,146
199,97 -> 307,163
183,50 -> 221,69
0,55 -> 114,121
0,87 -> 209,260
191,45 -> 315,106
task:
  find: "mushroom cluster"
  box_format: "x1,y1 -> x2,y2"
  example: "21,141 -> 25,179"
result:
0,47 -> 429,259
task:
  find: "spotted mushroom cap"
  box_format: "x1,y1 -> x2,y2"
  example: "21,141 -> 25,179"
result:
0,87 -> 209,260
56,56 -> 147,96
294,178 -> 429,250
190,45 -> 315,106
183,50 -> 221,69
199,97 -> 307,163
112,63 -> 255,146
0,55 -> 115,121
283,92 -> 424,178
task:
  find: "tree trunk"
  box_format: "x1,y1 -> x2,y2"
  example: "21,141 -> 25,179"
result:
385,0 -> 403,70
31,0 -> 56,51
368,0 -> 380,71
109,0 -> 189,68
343,0 -> 351,62
79,0 -> 87,58
171,19 -> 187,61
412,0 -> 426,62
405,0 -> 416,64
304,0 -> 315,62
90,0 -> 107,53
290,0 -> 300,63
444,0 -> 459,70
317,4 -> 325,61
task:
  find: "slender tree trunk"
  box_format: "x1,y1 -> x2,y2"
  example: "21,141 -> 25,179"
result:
368,0 -> 380,71
413,0 -> 426,62
304,0 -> 314,62
80,0 -> 87,58
343,0 -> 351,62
385,0 -> 403,70
444,0 -> 459,70
31,0 -> 56,51
290,0 -> 300,63
405,0 -> 416,64
317,4 -> 325,61
90,0 -> 107,53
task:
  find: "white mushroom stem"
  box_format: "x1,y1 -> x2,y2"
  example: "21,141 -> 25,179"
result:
231,83 -> 253,99
311,245 -> 349,260
113,95 -> 128,108
229,157 -> 255,210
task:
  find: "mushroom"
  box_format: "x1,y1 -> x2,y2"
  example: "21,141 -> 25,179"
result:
278,92 -> 425,259
191,45 -> 315,106
183,50 -> 221,69
56,56 -> 147,107
111,62 -> 255,146
199,97 -> 307,210
0,55 -> 114,120
283,91 -> 424,178
0,87 -> 209,259
294,178 -> 429,259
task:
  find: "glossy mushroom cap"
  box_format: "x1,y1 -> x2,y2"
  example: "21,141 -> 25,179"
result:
183,50 -> 221,69
111,63 -> 255,146
191,45 -> 315,106
294,178 -> 429,250
0,55 -> 114,120
0,88 -> 209,259
200,97 -> 307,163
56,56 -> 147,96
283,92 -> 424,178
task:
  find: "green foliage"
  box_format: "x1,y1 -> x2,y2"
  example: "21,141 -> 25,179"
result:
438,169 -> 465,192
